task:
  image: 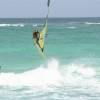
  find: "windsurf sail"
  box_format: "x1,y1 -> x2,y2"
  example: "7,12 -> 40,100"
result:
33,0 -> 50,55
38,21 -> 47,52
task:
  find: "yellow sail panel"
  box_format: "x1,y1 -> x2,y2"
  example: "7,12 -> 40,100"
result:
38,21 -> 47,52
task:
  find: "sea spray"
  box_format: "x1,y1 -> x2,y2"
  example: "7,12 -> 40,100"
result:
0,58 -> 99,88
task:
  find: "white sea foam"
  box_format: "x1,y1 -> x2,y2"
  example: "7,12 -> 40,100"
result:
32,24 -> 43,27
32,24 -> 38,27
85,22 -> 100,25
0,24 -> 24,27
0,58 -> 99,88
66,26 -> 76,29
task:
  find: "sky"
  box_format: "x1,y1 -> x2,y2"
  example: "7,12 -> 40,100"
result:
0,0 -> 100,18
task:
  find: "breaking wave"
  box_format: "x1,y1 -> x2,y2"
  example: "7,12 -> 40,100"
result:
66,26 -> 77,29
85,22 -> 100,25
0,24 -> 24,27
0,58 -> 99,88
32,24 -> 44,27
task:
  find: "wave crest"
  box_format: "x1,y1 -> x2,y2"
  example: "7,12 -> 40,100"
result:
0,24 -> 24,27
0,58 -> 99,87
85,22 -> 100,25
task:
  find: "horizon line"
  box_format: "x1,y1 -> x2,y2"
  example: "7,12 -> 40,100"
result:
0,17 -> 100,19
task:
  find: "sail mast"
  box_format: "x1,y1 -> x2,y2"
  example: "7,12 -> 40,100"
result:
33,0 -> 51,56
46,0 -> 50,22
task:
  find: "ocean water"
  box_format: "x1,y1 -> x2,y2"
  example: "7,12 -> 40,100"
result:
0,18 -> 100,100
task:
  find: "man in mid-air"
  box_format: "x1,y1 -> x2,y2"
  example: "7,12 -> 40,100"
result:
33,30 -> 40,45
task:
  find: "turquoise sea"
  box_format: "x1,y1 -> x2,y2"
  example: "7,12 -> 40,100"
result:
0,18 -> 100,100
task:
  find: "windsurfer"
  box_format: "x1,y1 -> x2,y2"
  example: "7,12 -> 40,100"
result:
32,0 -> 50,54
